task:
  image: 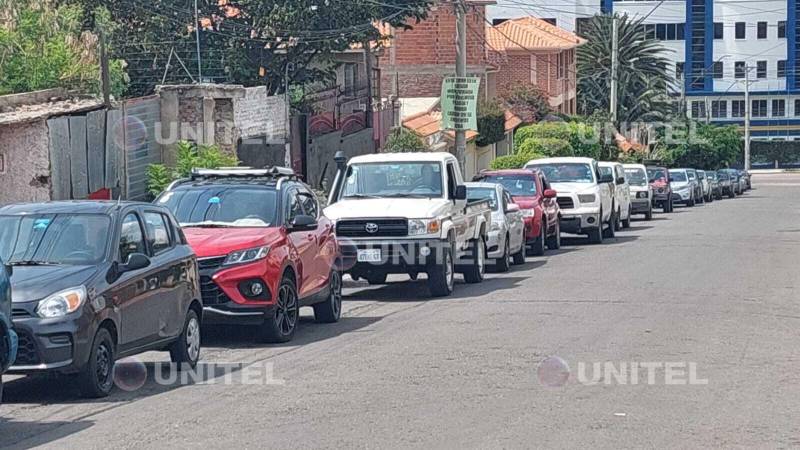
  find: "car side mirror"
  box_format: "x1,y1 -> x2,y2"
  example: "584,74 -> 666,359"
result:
507,203 -> 520,213
616,177 -> 626,185
454,185 -> 467,201
543,189 -> 557,199
599,174 -> 614,184
120,253 -> 151,274
288,215 -> 317,232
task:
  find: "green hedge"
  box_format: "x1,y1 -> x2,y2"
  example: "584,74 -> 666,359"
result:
514,122 -> 601,159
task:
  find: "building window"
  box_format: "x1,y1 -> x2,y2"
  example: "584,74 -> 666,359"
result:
542,18 -> 557,26
557,52 -> 566,79
773,99 -> 785,117
795,99 -> 800,117
343,63 -> 359,97
756,61 -> 767,79
643,24 -> 656,39
530,56 -> 538,84
735,61 -> 746,79
735,22 -> 746,39
757,22 -> 767,39
778,60 -> 787,78
576,18 -> 591,37
712,100 -> 727,119
691,101 -> 706,119
732,100 -> 746,118
656,24 -> 666,40
779,21 -> 786,39
752,100 -> 768,118
712,62 -> 723,79
677,23 -> 685,40
714,22 -> 723,39
676,62 -> 685,79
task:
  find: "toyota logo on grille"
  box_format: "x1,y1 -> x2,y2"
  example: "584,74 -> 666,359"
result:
365,223 -> 379,234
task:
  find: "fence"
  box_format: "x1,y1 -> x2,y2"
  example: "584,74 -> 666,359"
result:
305,84 -> 371,138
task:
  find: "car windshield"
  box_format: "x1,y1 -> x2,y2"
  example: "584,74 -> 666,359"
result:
624,168 -> 648,186
0,214 -> 110,266
466,187 -> 498,211
527,163 -> 595,183
707,172 -> 717,180
481,175 -> 537,196
698,172 -> 706,180
341,162 -> 444,199
157,187 -> 277,227
648,168 -> 668,182
718,172 -> 729,180
687,171 -> 697,180
671,172 -> 688,182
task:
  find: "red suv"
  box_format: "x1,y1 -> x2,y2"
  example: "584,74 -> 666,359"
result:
646,166 -> 674,213
473,169 -> 561,255
156,168 -> 341,343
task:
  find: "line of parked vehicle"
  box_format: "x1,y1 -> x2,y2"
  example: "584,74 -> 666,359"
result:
0,152 -> 752,401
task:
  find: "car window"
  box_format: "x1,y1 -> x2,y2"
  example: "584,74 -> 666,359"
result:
624,168 -> 649,186
285,189 -> 304,223
466,187 -> 499,211
527,163 -> 595,183
503,191 -> 513,210
158,186 -> 277,228
671,172 -> 688,182
446,163 -> 458,199
119,213 -> 147,263
144,212 -> 173,255
481,175 -> 537,196
298,191 -> 319,218
342,162 -> 444,199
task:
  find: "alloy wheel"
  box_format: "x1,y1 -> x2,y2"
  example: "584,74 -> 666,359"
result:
276,284 -> 299,335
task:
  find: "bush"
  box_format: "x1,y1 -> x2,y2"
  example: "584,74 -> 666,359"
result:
491,153 -> 538,170
517,138 -> 572,157
476,99 -> 506,147
147,141 -> 239,197
500,83 -> 550,123
385,128 -> 428,152
514,122 -> 601,159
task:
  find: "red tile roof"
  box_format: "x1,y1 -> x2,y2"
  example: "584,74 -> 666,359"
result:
486,17 -> 585,52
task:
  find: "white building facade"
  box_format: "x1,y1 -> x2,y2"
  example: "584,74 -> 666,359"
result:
490,0 -> 800,140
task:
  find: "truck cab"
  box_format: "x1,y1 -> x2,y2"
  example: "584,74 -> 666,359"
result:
325,152 -> 491,297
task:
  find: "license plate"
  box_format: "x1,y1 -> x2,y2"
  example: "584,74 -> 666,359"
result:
357,249 -> 381,262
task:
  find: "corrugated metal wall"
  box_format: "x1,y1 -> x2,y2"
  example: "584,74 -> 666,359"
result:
121,96 -> 162,200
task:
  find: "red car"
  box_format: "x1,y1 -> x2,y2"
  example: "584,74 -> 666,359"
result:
473,169 -> 561,255
156,168 -> 341,343
646,166 -> 674,213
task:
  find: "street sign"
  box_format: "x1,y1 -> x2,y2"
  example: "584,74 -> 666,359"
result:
441,77 -> 480,131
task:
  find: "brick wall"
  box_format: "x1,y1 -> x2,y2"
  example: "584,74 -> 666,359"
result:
494,49 -> 578,114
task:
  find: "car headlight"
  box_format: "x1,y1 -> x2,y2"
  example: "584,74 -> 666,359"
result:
408,219 -> 440,236
37,286 -> 87,318
521,208 -> 535,218
224,246 -> 270,266
637,191 -> 649,199
578,194 -> 596,204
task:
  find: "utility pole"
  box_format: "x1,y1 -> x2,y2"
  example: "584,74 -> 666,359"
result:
194,0 -> 202,82
284,63 -> 293,168
99,30 -> 111,107
610,16 -> 619,124
455,0 -> 467,173
744,64 -> 751,171
363,40 -> 374,129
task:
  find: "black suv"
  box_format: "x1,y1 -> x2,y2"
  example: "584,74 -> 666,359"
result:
0,201 -> 202,398
0,259 -> 17,403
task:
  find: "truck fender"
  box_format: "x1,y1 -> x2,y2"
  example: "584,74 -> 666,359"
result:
440,220 -> 456,243
472,216 -> 487,241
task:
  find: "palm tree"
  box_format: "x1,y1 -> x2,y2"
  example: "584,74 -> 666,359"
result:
577,13 -> 677,127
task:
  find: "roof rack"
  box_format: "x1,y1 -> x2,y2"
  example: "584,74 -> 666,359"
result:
189,166 -> 298,182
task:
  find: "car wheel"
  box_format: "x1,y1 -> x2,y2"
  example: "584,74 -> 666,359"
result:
170,309 -> 201,369
495,236 -> 511,273
258,275 -> 299,343
364,273 -> 387,285
546,220 -> 561,250
462,237 -> 486,284
665,198 -> 674,213
78,328 -> 116,398
687,194 -> 695,207
428,237 -> 455,297
645,207 -> 653,221
622,206 -> 632,229
603,210 -> 616,239
511,239 -> 526,265
530,221 -> 546,256
314,270 -> 342,323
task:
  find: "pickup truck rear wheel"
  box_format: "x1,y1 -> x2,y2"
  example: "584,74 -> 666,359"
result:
462,237 -> 486,284
428,239 -> 455,297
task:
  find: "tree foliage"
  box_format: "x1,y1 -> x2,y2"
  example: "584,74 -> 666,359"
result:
147,140 -> 239,196
515,122 -> 601,159
665,123 -> 742,170
384,128 -> 429,152
577,13 -> 676,126
476,99 -> 506,147
500,83 -> 550,124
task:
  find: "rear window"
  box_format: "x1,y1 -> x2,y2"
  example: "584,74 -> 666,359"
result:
466,187 -> 498,211
157,186 -> 278,227
648,168 -> 667,182
624,168 -> 648,186
481,175 -> 537,196
671,172 -> 688,182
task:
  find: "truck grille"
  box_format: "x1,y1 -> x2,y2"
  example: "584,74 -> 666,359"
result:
198,256 -> 226,271
557,197 -> 575,210
14,330 -> 40,366
200,276 -> 231,306
336,219 -> 409,238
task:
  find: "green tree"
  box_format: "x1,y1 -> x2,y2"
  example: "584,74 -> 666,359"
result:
500,83 -> 550,124
666,122 -> 742,170
384,128 -> 428,152
476,99 -> 506,147
577,13 -> 675,126
515,122 -> 601,159
147,141 -> 239,196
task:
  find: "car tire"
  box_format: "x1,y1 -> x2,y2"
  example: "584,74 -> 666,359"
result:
546,220 -> 561,250
495,236 -> 511,273
665,198 -> 674,213
622,206 -> 632,229
314,270 -> 342,323
170,309 -> 201,370
530,221 -> 546,256
78,328 -> 116,398
258,275 -> 299,343
511,240 -> 526,265
364,273 -> 387,285
687,195 -> 695,207
428,237 -> 455,297
462,237 -> 486,284
645,207 -> 653,221
603,210 -> 616,239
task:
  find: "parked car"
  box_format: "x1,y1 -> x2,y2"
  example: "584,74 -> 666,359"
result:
685,169 -> 705,204
326,152 -> 491,297
465,183 -> 526,272
599,161 -> 633,229
670,169 -> 698,207
525,157 -> 615,244
472,169 -> 561,256
0,259 -> 17,403
697,170 -> 714,203
706,171 -> 723,200
717,170 -> 735,198
647,166 -> 674,213
728,169 -> 744,195
739,170 -> 752,191
623,164 -> 653,220
158,168 -> 342,343
0,201 -> 202,398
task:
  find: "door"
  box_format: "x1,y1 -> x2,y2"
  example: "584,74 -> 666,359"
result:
297,188 -> 329,295
285,188 -> 319,299
540,173 -> 558,232
111,211 -> 160,351
142,210 -> 185,339
615,165 -> 631,218
446,161 -> 469,253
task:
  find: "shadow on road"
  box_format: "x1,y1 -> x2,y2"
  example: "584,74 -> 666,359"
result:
0,418 -> 94,449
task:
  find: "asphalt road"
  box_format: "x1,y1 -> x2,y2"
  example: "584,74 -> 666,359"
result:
2,173 -> 800,449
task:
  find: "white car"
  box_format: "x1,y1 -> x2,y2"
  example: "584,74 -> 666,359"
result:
599,161 -> 632,230
325,152 -> 491,297
623,164 -> 654,221
524,157 -> 615,244
465,182 -> 526,272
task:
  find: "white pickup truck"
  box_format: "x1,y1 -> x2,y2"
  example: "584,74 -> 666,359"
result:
325,152 -> 491,297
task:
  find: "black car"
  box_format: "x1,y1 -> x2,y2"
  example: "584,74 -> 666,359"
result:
0,201 -> 202,398
0,258 -> 17,403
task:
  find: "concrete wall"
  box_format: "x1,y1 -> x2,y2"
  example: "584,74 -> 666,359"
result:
0,121 -> 52,204
306,128 -> 375,191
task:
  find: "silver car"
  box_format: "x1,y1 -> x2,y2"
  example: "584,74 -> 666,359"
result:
465,182 -> 526,272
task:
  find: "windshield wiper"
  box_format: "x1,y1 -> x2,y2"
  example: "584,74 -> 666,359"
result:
381,193 -> 433,199
8,260 -> 60,266
343,194 -> 381,199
